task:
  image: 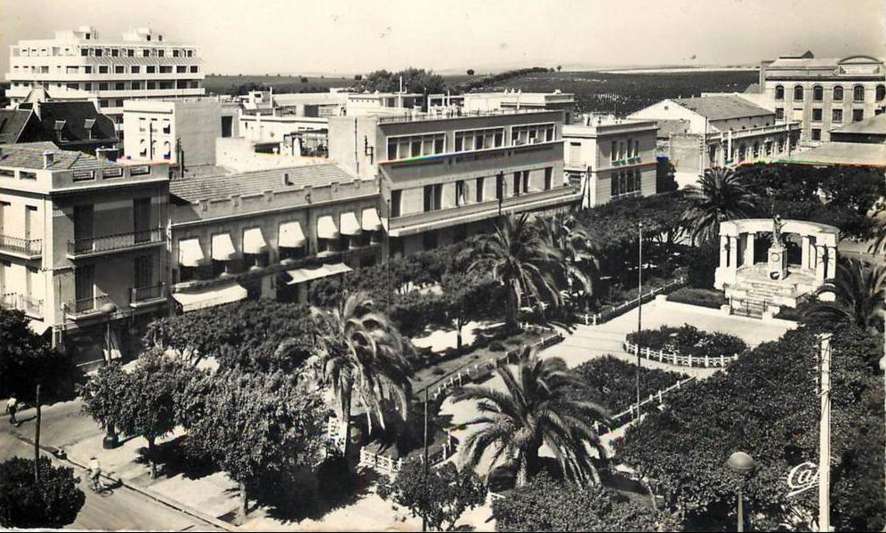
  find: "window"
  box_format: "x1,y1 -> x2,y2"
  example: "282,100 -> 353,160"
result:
512,124 -> 555,145
455,180 -> 466,207
793,85 -> 803,100
98,65 -> 108,74
159,66 -> 172,73
811,128 -> 821,141
544,167 -> 553,190
813,85 -> 823,101
512,172 -> 521,196
95,48 -> 103,57
610,170 -> 640,198
386,133 -> 446,160
84,65 -> 92,74
146,65 -> 156,73
131,65 -> 140,73
423,184 -> 442,212
738,144 -> 747,161
162,120 -> 171,134
610,141 -> 617,162
853,85 -> 865,102
633,139 -> 640,158
66,83 -> 79,90
143,49 -> 150,57
114,82 -> 125,90
545,126 -> 554,142
775,107 -> 784,120
877,85 -> 885,101
81,48 -> 89,57
0,169 -> 13,178
158,49 -> 164,57
131,81 -> 142,90
475,177 -> 485,202
98,82 -> 108,91
454,128 -> 504,152
765,141 -> 773,156
146,81 -> 156,90
173,49 -> 180,58
176,65 -> 186,73
111,48 -> 119,57
190,66 -> 198,73
20,171 -> 36,180
777,139 -> 785,153
832,109 -> 843,123
853,109 -> 864,122
187,50 -> 193,57
495,173 -> 504,201
812,108 -> 822,122
831,86 -> 843,101
390,190 -> 402,218
128,49 -> 135,57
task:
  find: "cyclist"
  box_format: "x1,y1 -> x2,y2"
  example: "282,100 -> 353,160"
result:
88,456 -> 104,492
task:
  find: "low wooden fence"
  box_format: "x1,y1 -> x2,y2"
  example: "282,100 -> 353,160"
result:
622,340 -> 740,369
576,276 -> 686,326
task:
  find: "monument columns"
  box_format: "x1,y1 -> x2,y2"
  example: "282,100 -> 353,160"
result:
801,236 -> 811,269
826,246 -> 837,279
744,233 -> 755,266
729,236 -> 739,272
815,245 -> 827,281
720,235 -> 729,267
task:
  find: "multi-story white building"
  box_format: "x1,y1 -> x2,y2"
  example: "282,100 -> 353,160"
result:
756,52 -> 886,144
6,26 -> 205,137
563,115 -> 659,207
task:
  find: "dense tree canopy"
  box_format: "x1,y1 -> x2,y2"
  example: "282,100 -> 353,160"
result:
617,325 -> 885,531
358,68 -> 446,98
0,457 -> 85,529
0,308 -> 74,401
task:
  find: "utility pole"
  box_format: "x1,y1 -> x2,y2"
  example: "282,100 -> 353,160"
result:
819,333 -> 832,532
34,384 -> 41,484
635,223 -> 643,420
422,386 -> 429,532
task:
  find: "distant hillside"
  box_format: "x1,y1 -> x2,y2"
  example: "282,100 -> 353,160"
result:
203,74 -> 356,95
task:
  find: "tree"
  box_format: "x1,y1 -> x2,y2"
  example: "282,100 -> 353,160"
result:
468,214 -> 562,330
378,460 -> 487,531
682,167 -> 758,244
79,361 -> 130,444
360,68 -> 446,96
0,308 -> 73,400
440,272 -> 495,352
466,69 -> 475,76
185,370 -> 326,519
492,473 -> 679,531
452,348 -> 609,487
0,457 -> 85,529
354,74 -> 363,81
556,65 -> 563,72
805,257 -> 886,333
534,214 -> 601,307
306,292 -> 413,465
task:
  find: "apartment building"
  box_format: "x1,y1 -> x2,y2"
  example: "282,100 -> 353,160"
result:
328,109 -> 579,256
0,142 -> 169,365
0,100 -> 118,155
629,95 -> 801,187
6,26 -> 205,136
168,164 -> 381,307
756,52 -> 886,144
122,97 -> 238,168
562,115 -> 658,207
429,90 -> 577,124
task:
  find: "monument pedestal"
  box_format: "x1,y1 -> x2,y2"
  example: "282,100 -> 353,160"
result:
768,243 -> 788,281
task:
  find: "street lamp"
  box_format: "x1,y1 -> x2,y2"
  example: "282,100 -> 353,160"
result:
100,302 -> 119,449
635,222 -> 643,420
727,451 -> 755,532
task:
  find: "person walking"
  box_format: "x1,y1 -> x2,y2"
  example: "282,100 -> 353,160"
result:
6,396 -> 18,426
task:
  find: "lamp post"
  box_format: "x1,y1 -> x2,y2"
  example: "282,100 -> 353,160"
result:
635,222 -> 643,419
880,349 -> 886,505
727,451 -> 755,532
100,302 -> 119,449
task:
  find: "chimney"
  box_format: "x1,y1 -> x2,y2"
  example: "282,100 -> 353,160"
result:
42,150 -> 54,169
282,172 -> 292,186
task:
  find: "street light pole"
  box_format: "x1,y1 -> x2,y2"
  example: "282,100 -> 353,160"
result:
635,222 -> 643,419
818,334 -> 832,532
422,386 -> 429,532
100,302 -> 119,449
727,451 -> 755,533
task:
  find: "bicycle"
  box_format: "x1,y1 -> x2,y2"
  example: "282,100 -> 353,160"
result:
85,470 -> 114,496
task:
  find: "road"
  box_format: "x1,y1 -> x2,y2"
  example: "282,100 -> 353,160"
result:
1,400 -> 219,531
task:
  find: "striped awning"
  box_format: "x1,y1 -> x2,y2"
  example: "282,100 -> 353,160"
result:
340,212 -> 362,236
178,238 -> 204,267
242,228 -> 267,254
172,282 -> 247,312
317,215 -> 339,240
285,263 -> 353,285
362,208 -> 383,231
278,221 -> 306,248
211,233 -> 237,261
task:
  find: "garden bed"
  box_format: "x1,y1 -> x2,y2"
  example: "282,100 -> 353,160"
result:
627,324 -> 747,359
568,355 -> 688,414
666,287 -> 727,309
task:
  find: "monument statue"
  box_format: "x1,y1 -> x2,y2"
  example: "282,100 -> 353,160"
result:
771,214 -> 785,246
768,214 -> 788,280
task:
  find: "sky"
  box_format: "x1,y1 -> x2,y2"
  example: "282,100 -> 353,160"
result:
1,0 -> 885,76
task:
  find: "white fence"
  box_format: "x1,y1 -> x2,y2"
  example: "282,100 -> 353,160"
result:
598,376 -> 697,435
576,277 -> 686,326
622,340 -> 740,369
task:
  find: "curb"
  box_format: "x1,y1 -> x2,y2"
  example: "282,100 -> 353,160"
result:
13,432 -> 236,532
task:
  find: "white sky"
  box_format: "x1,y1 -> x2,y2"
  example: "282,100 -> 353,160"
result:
1,0 -> 884,76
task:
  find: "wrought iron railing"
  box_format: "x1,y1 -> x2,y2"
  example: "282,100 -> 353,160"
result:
0,235 -> 42,256
69,293 -> 111,315
1,292 -> 43,318
68,228 -> 164,256
130,283 -> 166,303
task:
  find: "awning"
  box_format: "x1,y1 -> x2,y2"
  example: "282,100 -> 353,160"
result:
340,212 -> 362,236
278,221 -> 306,248
362,208 -> 383,231
178,238 -> 204,267
317,215 -> 339,240
211,233 -> 237,261
285,263 -> 353,285
242,228 -> 267,254
28,320 -> 51,336
103,330 -> 122,363
172,282 -> 248,312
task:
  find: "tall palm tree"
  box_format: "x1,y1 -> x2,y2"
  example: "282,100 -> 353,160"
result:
682,167 -> 759,244
306,291 -> 413,462
469,214 -> 562,330
452,348 -> 610,487
805,257 -> 886,333
534,214 -> 601,306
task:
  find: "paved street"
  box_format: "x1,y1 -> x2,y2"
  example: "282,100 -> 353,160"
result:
0,401 -> 221,531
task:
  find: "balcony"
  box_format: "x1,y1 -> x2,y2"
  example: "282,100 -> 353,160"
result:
130,283 -> 167,308
65,293 -> 112,320
67,228 -> 165,259
1,293 -> 43,318
0,235 -> 42,259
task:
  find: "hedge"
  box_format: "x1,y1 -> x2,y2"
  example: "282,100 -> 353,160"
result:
568,355 -> 687,414
626,324 -> 747,359
666,287 -> 727,309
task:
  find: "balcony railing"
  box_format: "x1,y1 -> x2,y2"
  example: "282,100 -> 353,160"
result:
0,235 -> 42,257
130,283 -> 166,304
376,107 -> 559,125
68,228 -> 165,257
66,293 -> 112,318
1,293 -> 43,318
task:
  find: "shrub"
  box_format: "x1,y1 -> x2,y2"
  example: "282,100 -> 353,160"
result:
667,287 -> 726,309
570,355 -> 686,413
489,341 -> 506,352
0,457 -> 85,529
432,367 -> 446,376
626,324 -> 747,358
316,451 -> 356,503
685,242 -> 719,289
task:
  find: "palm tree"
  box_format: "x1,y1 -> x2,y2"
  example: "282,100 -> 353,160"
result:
452,348 -> 610,487
534,214 -> 601,308
805,257 -> 886,333
682,167 -> 759,244
307,291 -> 414,463
469,214 -> 562,330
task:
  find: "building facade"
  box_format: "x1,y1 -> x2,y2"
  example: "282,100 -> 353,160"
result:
122,97 -> 238,168
0,142 -> 169,366
6,26 -> 205,136
168,164 -> 382,309
328,109 -> 579,256
757,52 -> 886,144
563,115 -> 658,207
